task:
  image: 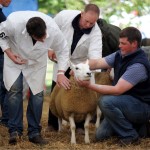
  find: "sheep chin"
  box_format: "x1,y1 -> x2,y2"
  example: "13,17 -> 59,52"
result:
82,77 -> 91,81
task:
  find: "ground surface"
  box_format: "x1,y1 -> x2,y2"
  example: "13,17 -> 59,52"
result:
0,95 -> 150,150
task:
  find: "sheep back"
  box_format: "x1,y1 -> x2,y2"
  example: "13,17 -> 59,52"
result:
95,71 -> 112,98
95,71 -> 112,85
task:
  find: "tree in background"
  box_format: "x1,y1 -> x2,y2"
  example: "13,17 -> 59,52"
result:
38,0 -> 150,19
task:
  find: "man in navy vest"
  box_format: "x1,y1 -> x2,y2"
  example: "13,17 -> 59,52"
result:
0,0 -> 11,127
76,27 -> 150,146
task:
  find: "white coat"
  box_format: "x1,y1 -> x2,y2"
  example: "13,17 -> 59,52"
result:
52,10 -> 102,82
0,11 -> 69,95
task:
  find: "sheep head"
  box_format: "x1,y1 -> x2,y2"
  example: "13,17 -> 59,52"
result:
70,61 -> 92,81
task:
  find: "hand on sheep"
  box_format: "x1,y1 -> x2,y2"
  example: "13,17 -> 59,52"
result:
75,77 -> 91,88
57,74 -> 71,90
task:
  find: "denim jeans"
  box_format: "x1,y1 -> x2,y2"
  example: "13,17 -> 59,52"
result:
0,54 -> 8,125
7,73 -> 44,138
95,118 -> 116,141
96,95 -> 150,140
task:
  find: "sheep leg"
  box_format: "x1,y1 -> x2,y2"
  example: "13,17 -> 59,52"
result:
58,117 -> 62,131
95,106 -> 101,128
69,113 -> 76,144
84,113 -> 92,144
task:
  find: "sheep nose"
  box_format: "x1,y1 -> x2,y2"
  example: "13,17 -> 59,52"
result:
87,72 -> 91,77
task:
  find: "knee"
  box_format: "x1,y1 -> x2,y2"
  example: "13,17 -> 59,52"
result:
98,95 -> 115,113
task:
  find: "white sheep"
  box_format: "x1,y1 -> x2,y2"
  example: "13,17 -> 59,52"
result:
49,61 -> 112,144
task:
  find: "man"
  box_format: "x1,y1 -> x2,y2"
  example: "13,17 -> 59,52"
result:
48,4 -> 102,131
76,27 -> 150,146
0,11 -> 70,145
0,0 -> 11,127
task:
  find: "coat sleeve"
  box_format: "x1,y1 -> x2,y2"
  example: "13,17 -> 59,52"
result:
88,23 -> 102,59
0,20 -> 15,52
50,28 -> 69,71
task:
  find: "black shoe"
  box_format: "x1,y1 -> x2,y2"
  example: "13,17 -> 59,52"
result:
29,135 -> 48,145
118,137 -> 140,147
9,132 -> 22,145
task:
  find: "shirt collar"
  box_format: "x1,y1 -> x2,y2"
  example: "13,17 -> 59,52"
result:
72,14 -> 93,34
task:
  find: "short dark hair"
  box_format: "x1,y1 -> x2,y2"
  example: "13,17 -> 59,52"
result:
120,27 -> 142,48
26,17 -> 46,38
84,4 -> 100,16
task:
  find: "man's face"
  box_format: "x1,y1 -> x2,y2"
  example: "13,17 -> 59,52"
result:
1,0 -> 11,7
79,11 -> 98,29
119,37 -> 138,56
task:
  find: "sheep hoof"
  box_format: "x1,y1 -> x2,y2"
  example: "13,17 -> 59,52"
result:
71,141 -> 76,144
85,141 -> 90,144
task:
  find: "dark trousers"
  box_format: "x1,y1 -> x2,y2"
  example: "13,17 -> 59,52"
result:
0,54 -> 8,125
48,80 -> 59,130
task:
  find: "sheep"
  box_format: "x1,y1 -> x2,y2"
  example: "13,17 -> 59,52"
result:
49,61 -> 112,144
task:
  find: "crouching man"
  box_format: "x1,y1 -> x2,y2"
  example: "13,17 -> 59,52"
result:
76,27 -> 150,146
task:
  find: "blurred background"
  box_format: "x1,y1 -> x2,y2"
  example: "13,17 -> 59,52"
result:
2,0 -> 150,93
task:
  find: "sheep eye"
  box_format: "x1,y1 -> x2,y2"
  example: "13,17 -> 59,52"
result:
75,67 -> 79,70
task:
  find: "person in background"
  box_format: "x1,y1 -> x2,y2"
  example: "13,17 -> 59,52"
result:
0,11 -> 70,145
47,3 -> 102,131
0,0 -> 11,127
76,27 -> 150,146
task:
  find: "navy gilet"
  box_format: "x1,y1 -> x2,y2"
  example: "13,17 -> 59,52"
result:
113,49 -> 150,103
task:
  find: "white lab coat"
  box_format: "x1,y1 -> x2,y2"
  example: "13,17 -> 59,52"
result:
52,10 -> 102,82
0,11 -> 69,95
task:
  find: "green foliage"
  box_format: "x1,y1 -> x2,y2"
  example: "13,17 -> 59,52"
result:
38,0 -> 150,20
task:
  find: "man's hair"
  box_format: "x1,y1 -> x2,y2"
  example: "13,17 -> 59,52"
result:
84,4 -> 100,16
26,17 -> 46,38
120,27 -> 142,48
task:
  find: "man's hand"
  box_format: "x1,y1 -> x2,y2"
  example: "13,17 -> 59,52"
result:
75,77 -> 91,88
57,74 -> 71,90
5,48 -> 27,65
48,50 -> 57,63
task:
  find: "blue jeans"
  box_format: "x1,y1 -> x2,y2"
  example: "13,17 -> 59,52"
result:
7,73 -> 44,138
96,95 -> 150,140
0,54 -> 8,125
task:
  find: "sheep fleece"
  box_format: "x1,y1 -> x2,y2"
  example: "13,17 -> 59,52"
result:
49,76 -> 97,122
